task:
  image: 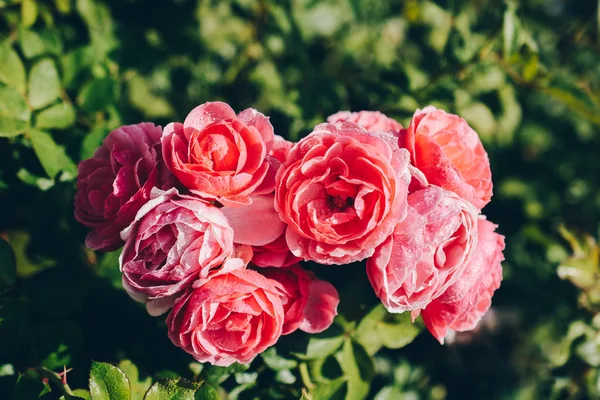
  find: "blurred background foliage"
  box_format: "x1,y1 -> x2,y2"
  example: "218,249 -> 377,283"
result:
1,0 -> 600,398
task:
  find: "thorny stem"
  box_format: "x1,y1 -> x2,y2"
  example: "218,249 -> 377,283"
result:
38,367 -> 77,398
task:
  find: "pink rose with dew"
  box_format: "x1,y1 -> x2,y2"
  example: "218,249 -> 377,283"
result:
367,186 -> 479,313
167,267 -> 284,366
120,188 -> 234,316
399,106 -> 493,209
275,122 -> 411,265
418,217 -> 504,343
161,102 -> 277,206
328,111 -> 403,133
260,264 -> 339,334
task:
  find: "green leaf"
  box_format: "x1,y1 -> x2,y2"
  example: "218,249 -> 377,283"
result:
0,86 -> 30,137
376,315 -> 421,349
77,78 -> 115,113
21,0 -> 38,28
335,339 -> 373,400
194,384 -> 219,400
261,347 -> 298,371
143,378 -> 201,400
0,239 -> 16,294
89,361 -> 131,400
62,46 -> 94,88
309,377 -> 347,400
35,102 -> 76,129
62,390 -> 93,400
76,0 -> 117,59
353,305 -> 387,355
0,43 -> 26,93
127,75 -> 174,118
28,59 -> 61,110
7,230 -> 56,277
29,129 -> 77,179
19,30 -> 45,59
374,386 -> 404,400
80,125 -> 108,160
118,360 -> 152,400
503,1 -> 519,59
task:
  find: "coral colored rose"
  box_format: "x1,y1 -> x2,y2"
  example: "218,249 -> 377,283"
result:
161,102 -> 276,206
167,268 -> 284,366
275,122 -> 411,265
120,188 -> 234,316
75,123 -> 172,251
260,265 -> 339,334
398,106 -> 492,209
419,218 -> 504,343
252,234 -> 302,268
367,186 -> 479,313
328,111 -> 403,133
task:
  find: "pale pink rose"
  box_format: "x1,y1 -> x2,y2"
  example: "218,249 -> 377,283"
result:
418,217 -> 504,343
260,265 -> 339,334
220,194 -> 286,247
367,186 -> 479,313
252,234 -> 302,268
275,122 -> 411,265
120,188 -> 234,316
398,106 -> 492,209
161,102 -> 276,206
75,123 -> 173,251
220,192 -> 300,268
166,268 -> 284,366
328,111 -> 403,133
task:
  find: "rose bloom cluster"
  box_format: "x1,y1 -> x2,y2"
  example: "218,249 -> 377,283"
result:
75,101 -> 504,366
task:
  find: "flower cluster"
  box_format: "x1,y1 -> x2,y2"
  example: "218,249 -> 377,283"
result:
75,102 -> 504,366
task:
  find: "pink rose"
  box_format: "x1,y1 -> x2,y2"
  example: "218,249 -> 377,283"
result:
419,217 -> 504,343
120,188 -> 234,316
367,186 -> 479,312
75,123 -> 172,251
328,111 -> 403,133
161,102 -> 276,206
275,122 -> 411,265
399,106 -> 493,209
270,135 -> 294,164
252,234 -> 302,268
260,264 -> 339,334
167,268 -> 284,366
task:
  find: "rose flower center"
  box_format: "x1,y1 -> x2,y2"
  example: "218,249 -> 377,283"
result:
191,132 -> 239,172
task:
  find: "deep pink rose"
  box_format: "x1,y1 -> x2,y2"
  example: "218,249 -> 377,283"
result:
120,188 -> 234,316
161,102 -> 276,206
367,186 -> 479,312
398,106 -> 493,209
328,111 -> 403,133
260,264 -> 339,334
275,122 -> 411,265
167,268 -> 284,366
75,123 -> 172,251
419,218 -> 504,343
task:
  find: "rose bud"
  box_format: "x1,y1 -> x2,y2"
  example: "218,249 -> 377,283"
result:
120,188 -> 234,316
367,186 -> 479,313
161,101 -> 277,206
418,217 -> 504,343
399,106 -> 493,209
75,123 -> 173,251
275,122 -> 411,265
167,267 -> 284,366
260,264 -> 339,334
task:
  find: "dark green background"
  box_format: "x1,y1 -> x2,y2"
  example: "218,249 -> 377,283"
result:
1,0 -> 600,398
